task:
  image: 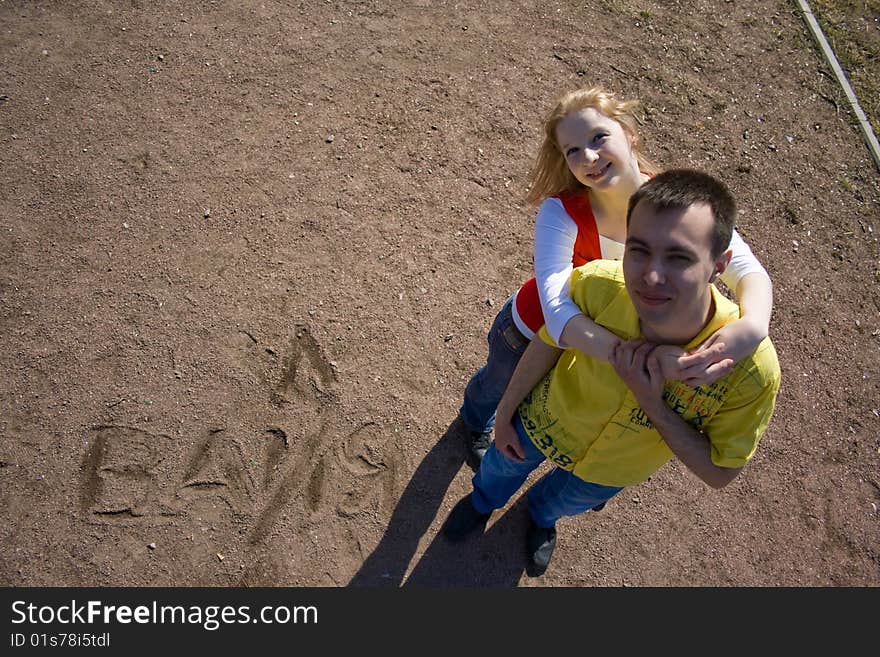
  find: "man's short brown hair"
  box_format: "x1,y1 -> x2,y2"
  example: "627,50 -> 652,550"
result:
627,169 -> 737,258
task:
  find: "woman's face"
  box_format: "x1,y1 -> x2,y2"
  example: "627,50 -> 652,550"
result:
555,107 -> 639,191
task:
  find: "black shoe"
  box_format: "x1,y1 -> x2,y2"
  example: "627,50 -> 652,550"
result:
441,494 -> 490,542
526,519 -> 557,577
465,430 -> 491,471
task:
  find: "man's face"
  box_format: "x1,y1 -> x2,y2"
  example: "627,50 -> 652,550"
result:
623,199 -> 731,341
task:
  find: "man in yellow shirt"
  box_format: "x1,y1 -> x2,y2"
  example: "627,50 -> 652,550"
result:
442,169 -> 781,576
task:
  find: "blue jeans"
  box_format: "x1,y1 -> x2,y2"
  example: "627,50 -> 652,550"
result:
471,414 -> 623,528
459,296 -> 530,434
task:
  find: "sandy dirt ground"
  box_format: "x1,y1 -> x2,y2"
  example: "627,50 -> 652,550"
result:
1,0 -> 879,587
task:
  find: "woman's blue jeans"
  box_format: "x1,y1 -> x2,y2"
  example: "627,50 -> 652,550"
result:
459,296 -> 530,434
471,414 -> 624,528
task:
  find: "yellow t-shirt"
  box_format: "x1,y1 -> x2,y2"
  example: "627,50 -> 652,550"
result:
517,260 -> 781,487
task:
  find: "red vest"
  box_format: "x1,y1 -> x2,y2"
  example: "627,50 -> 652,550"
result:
514,192 -> 602,334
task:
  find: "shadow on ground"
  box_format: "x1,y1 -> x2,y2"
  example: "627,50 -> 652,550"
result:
348,417 -> 527,587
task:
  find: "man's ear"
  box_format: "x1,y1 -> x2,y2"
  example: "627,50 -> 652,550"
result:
711,249 -> 733,283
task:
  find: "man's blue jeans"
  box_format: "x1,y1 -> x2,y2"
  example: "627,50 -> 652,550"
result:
471,414 -> 624,528
459,296 -> 530,434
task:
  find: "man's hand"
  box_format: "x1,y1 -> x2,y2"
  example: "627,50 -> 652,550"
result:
612,340 -> 744,489
494,418 -> 525,462
610,339 -> 665,413
492,336 -> 563,464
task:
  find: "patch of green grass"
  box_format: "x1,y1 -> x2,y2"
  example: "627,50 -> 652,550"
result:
595,0 -> 630,14
807,0 -> 880,139
595,0 -> 653,22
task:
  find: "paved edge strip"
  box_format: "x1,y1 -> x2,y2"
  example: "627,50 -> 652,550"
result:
794,0 -> 880,172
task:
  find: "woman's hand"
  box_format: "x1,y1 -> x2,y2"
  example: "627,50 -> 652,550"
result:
668,315 -> 766,387
700,315 -> 766,364
653,341 -> 734,388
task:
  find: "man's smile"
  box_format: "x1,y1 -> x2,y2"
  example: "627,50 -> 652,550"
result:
634,289 -> 672,306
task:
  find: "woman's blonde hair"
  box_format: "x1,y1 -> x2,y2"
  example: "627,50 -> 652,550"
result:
526,87 -> 659,204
